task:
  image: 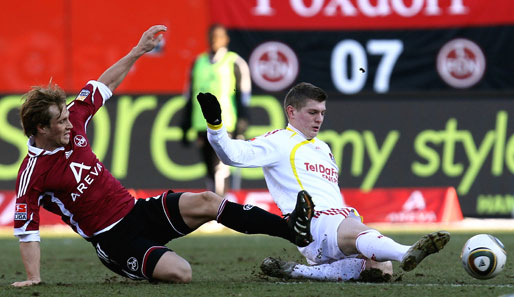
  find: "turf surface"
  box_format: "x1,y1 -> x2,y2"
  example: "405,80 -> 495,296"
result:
1,231 -> 513,296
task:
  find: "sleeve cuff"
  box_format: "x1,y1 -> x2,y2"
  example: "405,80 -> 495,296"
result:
207,122 -> 223,130
87,80 -> 113,103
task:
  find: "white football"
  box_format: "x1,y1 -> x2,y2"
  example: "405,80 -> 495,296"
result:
461,234 -> 507,279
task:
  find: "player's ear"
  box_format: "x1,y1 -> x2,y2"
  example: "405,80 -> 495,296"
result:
36,123 -> 49,135
286,105 -> 295,119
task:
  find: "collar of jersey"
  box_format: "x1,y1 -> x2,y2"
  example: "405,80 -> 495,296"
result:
286,124 -> 315,143
27,137 -> 65,157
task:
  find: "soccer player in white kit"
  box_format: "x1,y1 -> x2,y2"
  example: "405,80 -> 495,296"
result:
196,83 -> 451,281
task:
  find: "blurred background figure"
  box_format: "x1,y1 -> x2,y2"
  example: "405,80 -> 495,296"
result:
181,24 -> 251,196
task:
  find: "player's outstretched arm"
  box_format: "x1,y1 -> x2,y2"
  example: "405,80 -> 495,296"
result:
200,92 -> 282,168
11,241 -> 41,287
98,24 -> 167,92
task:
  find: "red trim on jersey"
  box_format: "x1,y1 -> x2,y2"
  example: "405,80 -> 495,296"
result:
142,246 -> 167,279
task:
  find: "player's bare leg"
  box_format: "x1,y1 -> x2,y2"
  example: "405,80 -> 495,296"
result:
152,251 -> 192,283
177,191 -> 223,229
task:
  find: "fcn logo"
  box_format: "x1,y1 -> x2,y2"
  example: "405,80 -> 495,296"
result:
127,257 -> 139,271
437,38 -> 485,89
74,135 -> 87,147
249,41 -> 299,92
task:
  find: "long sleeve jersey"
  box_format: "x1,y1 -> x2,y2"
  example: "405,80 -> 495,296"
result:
207,124 -> 345,214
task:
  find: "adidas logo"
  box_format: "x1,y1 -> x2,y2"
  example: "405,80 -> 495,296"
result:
402,191 -> 426,211
386,190 -> 436,222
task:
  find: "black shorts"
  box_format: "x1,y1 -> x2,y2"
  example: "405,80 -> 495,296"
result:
91,191 -> 192,280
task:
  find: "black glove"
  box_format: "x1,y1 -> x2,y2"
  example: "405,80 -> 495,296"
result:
197,92 -> 222,126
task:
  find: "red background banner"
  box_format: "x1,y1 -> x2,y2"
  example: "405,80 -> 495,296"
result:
0,187 -> 462,228
2,1 -> 513,93
0,0 -> 210,93
211,0 -> 514,30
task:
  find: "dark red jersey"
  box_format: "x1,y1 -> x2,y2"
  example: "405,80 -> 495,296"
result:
14,81 -> 135,239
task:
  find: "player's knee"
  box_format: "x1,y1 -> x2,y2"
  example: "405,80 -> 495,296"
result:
171,265 -> 192,283
179,192 -> 224,224
201,191 -> 221,203
154,261 -> 192,283
198,191 -> 223,214
152,252 -> 193,283
163,269 -> 192,284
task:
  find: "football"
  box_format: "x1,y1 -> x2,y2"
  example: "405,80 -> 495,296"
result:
461,234 -> 507,279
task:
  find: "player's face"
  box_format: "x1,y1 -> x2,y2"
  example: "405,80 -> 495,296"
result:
288,99 -> 326,140
209,27 -> 229,52
41,105 -> 73,150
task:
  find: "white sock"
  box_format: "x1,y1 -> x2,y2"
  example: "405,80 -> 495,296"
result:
290,258 -> 366,281
355,230 -> 410,262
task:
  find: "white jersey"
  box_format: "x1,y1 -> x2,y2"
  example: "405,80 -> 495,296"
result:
208,123 -> 345,214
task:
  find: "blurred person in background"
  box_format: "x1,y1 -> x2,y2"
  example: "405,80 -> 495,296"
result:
196,84 -> 451,282
12,25 -> 312,287
181,24 -> 251,196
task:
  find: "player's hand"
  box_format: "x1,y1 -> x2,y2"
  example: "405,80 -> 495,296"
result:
134,25 -> 167,55
11,279 -> 41,287
197,92 -> 222,126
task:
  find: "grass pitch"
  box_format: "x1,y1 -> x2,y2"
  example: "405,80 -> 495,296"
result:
1,231 -> 513,297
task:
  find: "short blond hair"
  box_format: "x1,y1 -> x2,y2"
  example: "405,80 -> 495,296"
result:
20,83 -> 67,137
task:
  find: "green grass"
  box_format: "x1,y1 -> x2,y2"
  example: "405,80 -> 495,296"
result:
1,232 -> 513,297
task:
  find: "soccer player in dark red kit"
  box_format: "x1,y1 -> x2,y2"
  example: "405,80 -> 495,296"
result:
12,25 -> 314,287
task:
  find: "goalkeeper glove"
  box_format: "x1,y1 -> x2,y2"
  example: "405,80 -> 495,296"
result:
197,92 -> 222,126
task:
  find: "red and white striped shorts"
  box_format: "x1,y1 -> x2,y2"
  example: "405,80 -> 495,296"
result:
298,207 -> 362,265
314,207 -> 361,219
